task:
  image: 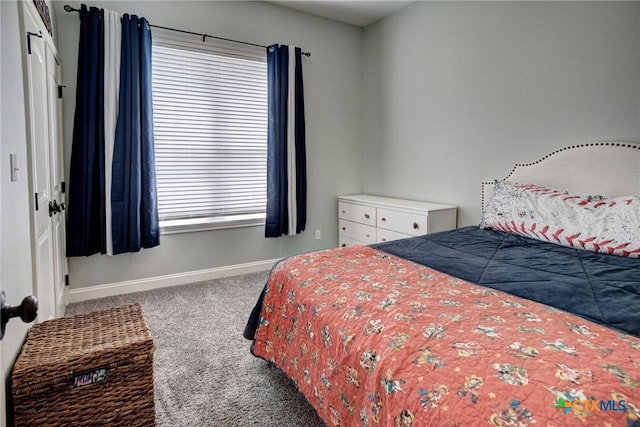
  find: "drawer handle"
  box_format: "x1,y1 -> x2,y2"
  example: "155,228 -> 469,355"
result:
364,213 -> 370,219
381,217 -> 387,222
341,227 -> 346,231
381,238 -> 387,242
413,222 -> 419,230
341,209 -> 346,214
365,234 -> 370,238
341,243 -> 346,247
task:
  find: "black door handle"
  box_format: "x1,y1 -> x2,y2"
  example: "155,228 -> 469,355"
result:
49,200 -> 64,216
0,291 -> 38,340
49,200 -> 57,216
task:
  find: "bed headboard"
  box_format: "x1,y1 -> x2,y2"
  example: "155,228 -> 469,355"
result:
481,142 -> 640,212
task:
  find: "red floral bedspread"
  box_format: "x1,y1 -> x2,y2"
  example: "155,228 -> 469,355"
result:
252,245 -> 640,426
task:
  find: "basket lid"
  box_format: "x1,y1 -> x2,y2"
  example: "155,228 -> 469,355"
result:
12,303 -> 154,396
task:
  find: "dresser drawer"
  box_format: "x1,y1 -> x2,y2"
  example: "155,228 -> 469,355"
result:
377,208 -> 428,236
338,202 -> 376,226
339,236 -> 361,248
339,219 -> 376,244
376,229 -> 413,244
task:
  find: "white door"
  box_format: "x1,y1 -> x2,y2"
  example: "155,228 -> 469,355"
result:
47,46 -> 68,316
23,3 -> 56,323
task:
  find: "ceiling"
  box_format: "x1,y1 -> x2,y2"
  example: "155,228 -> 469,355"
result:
265,1 -> 414,27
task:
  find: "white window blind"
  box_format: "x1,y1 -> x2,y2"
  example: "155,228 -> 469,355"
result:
151,35 -> 267,232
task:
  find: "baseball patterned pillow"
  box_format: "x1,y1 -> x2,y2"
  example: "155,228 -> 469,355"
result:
480,180 -> 640,258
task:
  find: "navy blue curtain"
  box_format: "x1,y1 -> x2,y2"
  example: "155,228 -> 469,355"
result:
293,48 -> 307,234
66,5 -> 106,256
111,15 -> 159,254
67,7 -> 159,256
265,45 -> 306,237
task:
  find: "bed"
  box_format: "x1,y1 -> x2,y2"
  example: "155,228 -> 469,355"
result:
244,142 -> 640,426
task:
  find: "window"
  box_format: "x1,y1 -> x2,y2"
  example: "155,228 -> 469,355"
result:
151,33 -> 268,233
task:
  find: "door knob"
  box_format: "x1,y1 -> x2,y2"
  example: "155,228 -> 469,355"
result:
49,200 -> 58,216
0,291 -> 38,340
48,199 -> 65,215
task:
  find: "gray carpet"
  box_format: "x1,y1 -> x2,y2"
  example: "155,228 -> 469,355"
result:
65,271 -> 326,427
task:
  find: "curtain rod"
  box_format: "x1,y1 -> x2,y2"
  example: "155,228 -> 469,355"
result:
63,4 -> 311,57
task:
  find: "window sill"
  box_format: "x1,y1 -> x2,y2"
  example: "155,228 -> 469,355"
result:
160,214 -> 265,235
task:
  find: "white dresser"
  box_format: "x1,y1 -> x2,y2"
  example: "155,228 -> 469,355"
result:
338,195 -> 457,247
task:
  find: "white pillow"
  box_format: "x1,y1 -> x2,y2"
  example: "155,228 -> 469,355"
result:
480,180 -> 640,258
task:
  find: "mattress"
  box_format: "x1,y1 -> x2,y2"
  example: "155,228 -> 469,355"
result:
245,242 -> 640,426
372,226 -> 640,337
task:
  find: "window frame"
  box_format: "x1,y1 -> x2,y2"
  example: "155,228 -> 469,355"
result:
151,30 -> 268,235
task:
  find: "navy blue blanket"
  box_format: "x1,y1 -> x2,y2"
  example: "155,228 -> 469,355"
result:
372,226 -> 640,337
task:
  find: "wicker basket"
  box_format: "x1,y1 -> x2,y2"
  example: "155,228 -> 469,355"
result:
11,303 -> 156,427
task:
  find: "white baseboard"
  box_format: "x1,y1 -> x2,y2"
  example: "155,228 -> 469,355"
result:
67,258 -> 280,303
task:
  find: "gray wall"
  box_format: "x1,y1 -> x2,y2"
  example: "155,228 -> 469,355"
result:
54,1 -> 364,288
1,0 -> 33,309
1,1 -> 62,419
55,1 -> 640,289
363,1 -> 640,226
1,0 -> 38,389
